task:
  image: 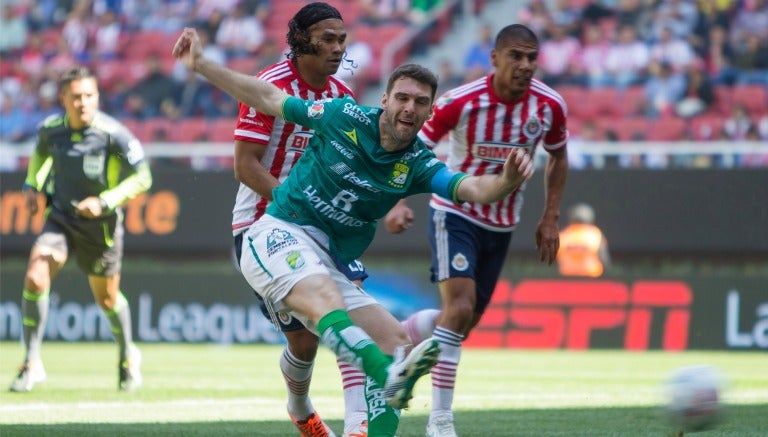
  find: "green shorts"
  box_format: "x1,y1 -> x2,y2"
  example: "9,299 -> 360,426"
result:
35,207 -> 124,276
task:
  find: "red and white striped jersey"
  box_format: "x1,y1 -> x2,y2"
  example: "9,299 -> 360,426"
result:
418,75 -> 568,231
231,59 -> 354,235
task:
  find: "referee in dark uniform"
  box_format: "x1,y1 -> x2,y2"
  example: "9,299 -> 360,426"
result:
9,67 -> 153,393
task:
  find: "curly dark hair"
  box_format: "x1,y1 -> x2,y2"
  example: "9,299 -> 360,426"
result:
286,2 -> 343,61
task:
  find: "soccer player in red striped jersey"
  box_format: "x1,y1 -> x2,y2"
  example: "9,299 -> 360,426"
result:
230,3 -> 368,436
387,24 -> 569,437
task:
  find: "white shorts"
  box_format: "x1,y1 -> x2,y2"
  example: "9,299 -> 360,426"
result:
239,214 -> 377,335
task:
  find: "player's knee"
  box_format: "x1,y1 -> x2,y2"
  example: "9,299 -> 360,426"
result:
24,268 -> 49,292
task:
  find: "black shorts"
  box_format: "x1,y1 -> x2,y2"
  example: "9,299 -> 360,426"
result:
428,207 -> 512,315
233,232 -> 368,331
36,207 -> 124,276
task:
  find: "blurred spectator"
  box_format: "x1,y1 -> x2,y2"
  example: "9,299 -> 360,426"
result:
644,59 -> 686,118
334,27 -> 373,96
462,22 -> 494,82
650,0 -> 698,40
604,24 -> 650,89
48,37 -> 79,75
215,1 -> 265,58
729,0 -> 768,49
576,24 -> 611,88
20,32 -> 48,83
61,0 -> 93,63
193,0 -> 239,23
122,0 -> 159,31
93,9 -> 122,60
567,119 -> 604,169
435,59 -> 463,97
410,0 -> 441,24
517,0 -> 551,38
704,24 -> 736,85
675,63 -> 714,118
614,0 -> 652,41
0,92 -> 30,142
538,23 -> 582,86
359,0 -> 412,25
253,37 -> 284,73
758,114 -> 768,140
730,34 -> 768,86
739,125 -> 768,167
579,0 -> 614,25
550,0 -> 583,38
557,203 -> 610,278
123,54 -> 180,119
722,104 -> 754,140
198,7 -> 225,39
135,0 -> 195,33
0,3 -> 29,55
174,71 -> 217,118
689,0 -> 731,59
649,26 -> 696,73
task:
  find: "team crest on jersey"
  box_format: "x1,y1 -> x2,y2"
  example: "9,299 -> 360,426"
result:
451,253 -> 469,271
285,251 -> 305,270
278,311 -> 293,325
266,228 -> 298,256
83,154 -> 105,179
523,115 -> 543,140
388,160 -> 409,188
308,101 -> 325,119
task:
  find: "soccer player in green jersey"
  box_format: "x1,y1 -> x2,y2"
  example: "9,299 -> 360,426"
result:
173,27 -> 532,436
9,67 -> 152,393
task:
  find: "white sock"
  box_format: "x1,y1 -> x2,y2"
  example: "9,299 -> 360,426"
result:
431,326 -> 463,416
401,308 -> 440,344
337,358 -> 367,428
281,347 -> 314,420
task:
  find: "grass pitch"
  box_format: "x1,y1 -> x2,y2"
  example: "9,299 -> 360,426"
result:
0,342 -> 765,436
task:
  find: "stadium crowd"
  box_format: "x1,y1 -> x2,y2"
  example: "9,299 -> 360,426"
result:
1,0 -> 766,168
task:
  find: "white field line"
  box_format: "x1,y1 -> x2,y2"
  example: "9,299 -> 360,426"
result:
1,391 -> 764,424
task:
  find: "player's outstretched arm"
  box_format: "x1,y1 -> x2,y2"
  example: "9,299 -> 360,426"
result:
172,27 -> 288,117
457,148 -> 534,204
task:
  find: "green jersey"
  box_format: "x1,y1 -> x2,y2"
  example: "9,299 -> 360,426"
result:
24,111 -> 152,216
267,96 -> 466,262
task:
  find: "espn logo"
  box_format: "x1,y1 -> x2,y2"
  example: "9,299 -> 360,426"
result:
466,280 -> 691,350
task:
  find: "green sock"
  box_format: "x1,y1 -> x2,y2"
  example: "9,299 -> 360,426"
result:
318,309 -> 391,386
21,289 -> 49,362
103,292 -> 133,361
365,375 -> 400,437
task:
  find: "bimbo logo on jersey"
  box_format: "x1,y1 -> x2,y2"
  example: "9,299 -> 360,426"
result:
473,142 -> 527,164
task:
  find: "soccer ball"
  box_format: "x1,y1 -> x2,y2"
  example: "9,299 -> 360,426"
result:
664,365 -> 724,432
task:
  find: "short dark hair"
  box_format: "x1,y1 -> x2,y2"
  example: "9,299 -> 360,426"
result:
386,64 -> 439,101
59,66 -> 97,90
287,2 -> 343,60
495,24 -> 538,48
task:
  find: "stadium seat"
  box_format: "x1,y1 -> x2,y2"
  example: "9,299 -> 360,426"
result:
689,115 -> 725,140
207,118 -> 236,142
168,118 -> 211,143
575,87 -> 621,119
140,118 -> 173,143
712,85 -> 733,116
123,31 -> 171,59
647,116 -> 687,141
558,86 -> 587,118
597,116 -> 649,141
227,58 -> 260,76
732,84 -> 768,115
